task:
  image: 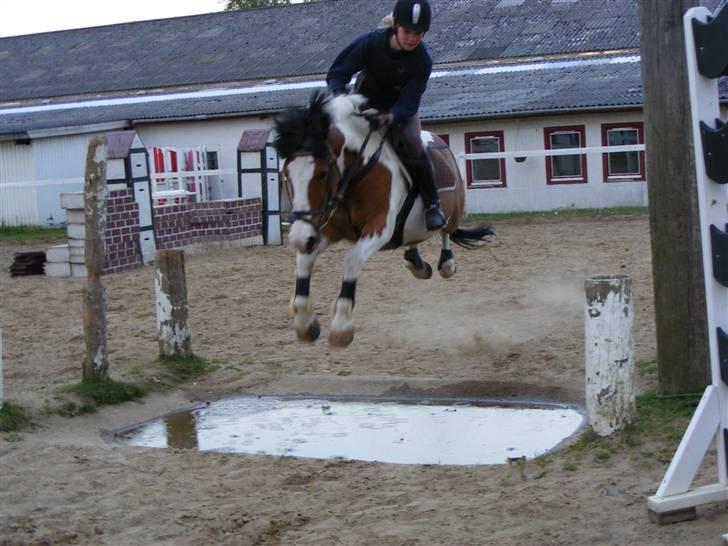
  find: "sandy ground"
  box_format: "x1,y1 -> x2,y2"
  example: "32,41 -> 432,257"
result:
0,214 -> 725,546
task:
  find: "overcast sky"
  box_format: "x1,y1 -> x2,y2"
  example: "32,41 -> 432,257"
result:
0,0 -> 226,37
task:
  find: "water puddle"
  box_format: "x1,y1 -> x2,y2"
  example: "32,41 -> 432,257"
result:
113,397 -> 584,465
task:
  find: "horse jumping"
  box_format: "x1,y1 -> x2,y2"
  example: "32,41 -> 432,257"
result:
274,92 -> 493,347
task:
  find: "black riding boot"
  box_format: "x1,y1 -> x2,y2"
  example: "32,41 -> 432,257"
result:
411,152 -> 446,231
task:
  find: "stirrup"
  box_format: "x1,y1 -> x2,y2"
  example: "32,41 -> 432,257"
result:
425,205 -> 446,231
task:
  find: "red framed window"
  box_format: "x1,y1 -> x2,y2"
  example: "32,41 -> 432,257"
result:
465,131 -> 506,189
436,134 -> 450,145
544,125 -> 587,184
601,122 -> 645,182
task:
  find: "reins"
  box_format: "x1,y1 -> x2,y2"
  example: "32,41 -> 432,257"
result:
289,121 -> 390,232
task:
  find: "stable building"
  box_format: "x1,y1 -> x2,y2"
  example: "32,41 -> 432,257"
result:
1,0 -> 726,235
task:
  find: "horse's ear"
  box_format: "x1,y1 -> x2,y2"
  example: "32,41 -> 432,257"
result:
272,108 -> 300,160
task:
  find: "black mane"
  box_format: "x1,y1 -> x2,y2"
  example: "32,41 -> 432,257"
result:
273,91 -> 331,160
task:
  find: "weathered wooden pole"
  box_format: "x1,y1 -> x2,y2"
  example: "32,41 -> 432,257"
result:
83,136 -> 109,382
155,250 -> 191,357
585,275 -> 636,436
640,0 -> 709,394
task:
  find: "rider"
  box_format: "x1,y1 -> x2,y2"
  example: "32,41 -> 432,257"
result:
325,0 -> 446,231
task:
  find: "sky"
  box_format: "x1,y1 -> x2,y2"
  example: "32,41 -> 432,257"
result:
0,0 -> 227,38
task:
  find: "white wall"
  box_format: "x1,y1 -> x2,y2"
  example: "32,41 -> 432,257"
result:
424,111 -> 649,214
0,141 -> 37,225
0,135 -> 93,226
32,134 -> 96,224
136,117 -> 276,201
5,105 -> 721,226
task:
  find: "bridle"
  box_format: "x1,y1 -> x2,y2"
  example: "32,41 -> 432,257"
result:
286,121 -> 389,233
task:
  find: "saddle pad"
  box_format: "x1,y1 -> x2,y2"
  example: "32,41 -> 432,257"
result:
428,143 -> 458,191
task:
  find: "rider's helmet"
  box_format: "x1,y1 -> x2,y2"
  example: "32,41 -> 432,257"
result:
393,0 -> 432,33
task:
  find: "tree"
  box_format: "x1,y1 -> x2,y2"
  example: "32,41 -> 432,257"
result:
639,0 -> 710,394
224,0 -> 311,10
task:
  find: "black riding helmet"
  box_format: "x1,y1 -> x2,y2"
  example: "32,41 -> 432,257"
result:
393,0 -> 432,33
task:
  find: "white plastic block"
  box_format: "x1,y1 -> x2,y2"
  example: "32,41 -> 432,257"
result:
69,246 -> 85,259
45,262 -> 71,277
67,223 -> 85,240
46,244 -> 70,263
60,192 -> 83,209
68,238 -> 85,248
65,209 -> 85,224
71,264 -> 87,278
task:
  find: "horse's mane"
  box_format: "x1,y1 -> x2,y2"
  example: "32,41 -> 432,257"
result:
273,91 -> 331,160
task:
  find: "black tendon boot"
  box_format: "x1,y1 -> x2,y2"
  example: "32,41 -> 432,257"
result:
411,152 -> 446,230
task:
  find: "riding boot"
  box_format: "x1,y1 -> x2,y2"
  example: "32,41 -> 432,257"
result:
411,152 -> 446,231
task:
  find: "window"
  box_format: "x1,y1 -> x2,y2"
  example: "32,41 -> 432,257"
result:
601,122 -> 645,181
465,131 -> 506,188
544,125 -> 587,184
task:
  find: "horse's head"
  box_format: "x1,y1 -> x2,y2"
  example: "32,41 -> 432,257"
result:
274,91 -> 344,254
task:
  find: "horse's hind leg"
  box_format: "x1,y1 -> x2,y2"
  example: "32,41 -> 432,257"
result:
403,245 -> 433,279
438,233 -> 457,278
290,248 -> 325,342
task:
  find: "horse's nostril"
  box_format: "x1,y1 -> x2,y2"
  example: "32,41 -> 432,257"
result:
305,235 -> 320,253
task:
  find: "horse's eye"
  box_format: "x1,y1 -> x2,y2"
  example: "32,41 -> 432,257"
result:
316,171 -> 328,181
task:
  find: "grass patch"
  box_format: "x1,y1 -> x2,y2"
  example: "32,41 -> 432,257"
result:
57,379 -> 147,408
157,353 -> 211,382
465,206 -> 647,223
559,389 -> 699,470
0,225 -> 67,241
0,401 -> 31,432
636,358 -> 658,379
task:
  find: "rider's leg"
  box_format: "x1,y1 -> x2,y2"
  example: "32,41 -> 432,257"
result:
400,116 -> 446,231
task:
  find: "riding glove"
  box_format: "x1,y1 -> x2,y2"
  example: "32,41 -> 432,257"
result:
368,113 -> 394,131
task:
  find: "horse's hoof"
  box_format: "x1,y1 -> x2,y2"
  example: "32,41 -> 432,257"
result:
296,318 -> 320,343
438,262 -> 457,279
329,328 -> 354,348
404,260 -> 433,280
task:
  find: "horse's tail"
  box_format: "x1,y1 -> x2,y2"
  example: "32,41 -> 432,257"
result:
449,224 -> 495,250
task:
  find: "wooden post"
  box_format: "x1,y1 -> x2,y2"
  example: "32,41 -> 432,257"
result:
83,136 -> 109,382
639,0 -> 709,394
155,250 -> 191,357
585,275 -> 636,436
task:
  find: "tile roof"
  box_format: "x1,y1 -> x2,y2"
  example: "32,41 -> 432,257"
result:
0,54 -> 651,135
0,0 -> 644,102
2,0 -> 725,136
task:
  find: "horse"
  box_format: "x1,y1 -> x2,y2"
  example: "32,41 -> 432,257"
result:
273,91 -> 493,347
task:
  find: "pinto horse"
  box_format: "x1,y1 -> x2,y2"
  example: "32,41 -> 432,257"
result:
274,92 -> 492,347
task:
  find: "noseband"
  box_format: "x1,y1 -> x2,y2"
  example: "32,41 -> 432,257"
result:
287,126 -> 387,233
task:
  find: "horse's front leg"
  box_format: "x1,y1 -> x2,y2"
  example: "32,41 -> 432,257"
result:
438,232 -> 456,278
290,244 -> 327,342
329,235 -> 385,348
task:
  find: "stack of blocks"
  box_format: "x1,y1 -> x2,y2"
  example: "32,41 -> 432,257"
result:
46,192 -> 86,277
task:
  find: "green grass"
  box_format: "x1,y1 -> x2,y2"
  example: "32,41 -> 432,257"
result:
57,379 -> 147,409
0,225 -> 67,241
558,389 -> 699,470
0,401 -> 31,432
465,206 -> 648,223
156,353 -> 211,382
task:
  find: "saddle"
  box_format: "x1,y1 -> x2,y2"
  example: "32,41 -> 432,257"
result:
381,138 -> 455,250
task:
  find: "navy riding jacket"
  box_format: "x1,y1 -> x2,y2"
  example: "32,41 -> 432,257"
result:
326,28 -> 432,125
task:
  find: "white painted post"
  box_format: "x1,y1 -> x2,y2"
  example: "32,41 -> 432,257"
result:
585,274 -> 635,436
155,250 -> 191,357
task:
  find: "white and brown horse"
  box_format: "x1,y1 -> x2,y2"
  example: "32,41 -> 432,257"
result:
274,92 -> 492,347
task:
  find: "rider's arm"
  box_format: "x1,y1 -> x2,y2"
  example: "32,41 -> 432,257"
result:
326,33 -> 371,96
390,59 -> 432,124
